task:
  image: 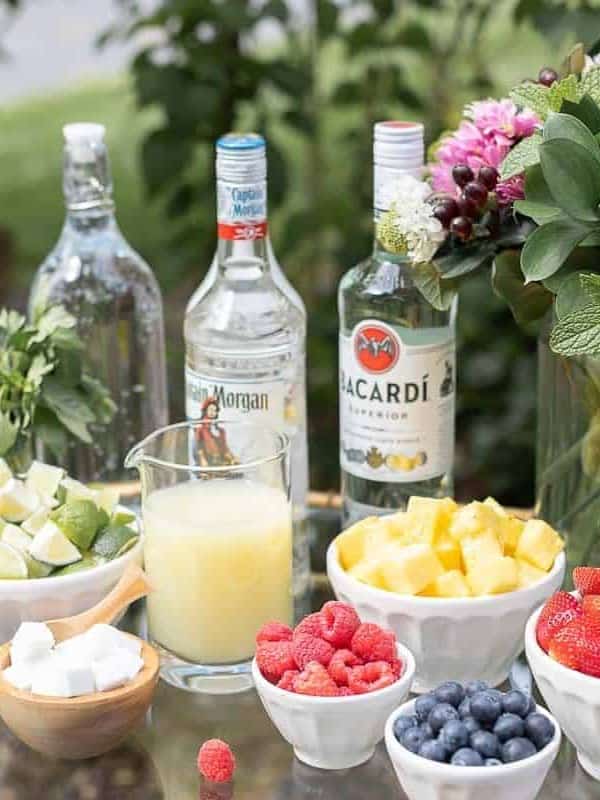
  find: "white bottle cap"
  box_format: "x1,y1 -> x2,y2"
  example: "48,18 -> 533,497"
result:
216,133 -> 266,183
373,121 -> 424,172
63,123 -> 106,163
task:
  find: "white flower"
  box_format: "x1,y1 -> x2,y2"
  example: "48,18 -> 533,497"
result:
379,174 -> 445,263
583,54 -> 600,75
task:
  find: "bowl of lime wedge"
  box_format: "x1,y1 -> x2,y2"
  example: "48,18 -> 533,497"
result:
0,459 -> 142,642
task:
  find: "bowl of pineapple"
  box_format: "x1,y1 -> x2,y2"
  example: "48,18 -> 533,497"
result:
327,497 -> 565,693
0,459 -> 142,642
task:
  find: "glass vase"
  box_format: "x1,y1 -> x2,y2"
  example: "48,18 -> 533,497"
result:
537,316 -> 600,575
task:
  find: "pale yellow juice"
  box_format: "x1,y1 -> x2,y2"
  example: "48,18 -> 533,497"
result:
143,478 -> 293,664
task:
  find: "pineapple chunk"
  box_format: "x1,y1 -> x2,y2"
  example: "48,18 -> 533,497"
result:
467,556 -> 518,596
424,570 -> 471,598
348,559 -> 385,588
436,533 -> 462,571
385,511 -> 411,539
379,543 -> 444,595
515,519 -> 564,571
460,529 -> 503,573
449,501 -> 502,541
407,496 -> 458,545
483,498 -> 524,555
363,518 -> 396,561
336,517 -> 378,569
516,559 -> 547,589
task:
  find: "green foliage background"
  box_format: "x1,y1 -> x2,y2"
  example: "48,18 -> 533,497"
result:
2,0 -> 600,504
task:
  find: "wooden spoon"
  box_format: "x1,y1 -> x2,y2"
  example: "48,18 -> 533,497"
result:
0,563 -> 160,760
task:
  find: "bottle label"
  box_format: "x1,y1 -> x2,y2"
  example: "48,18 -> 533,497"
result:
217,178 -> 267,241
339,320 -> 455,483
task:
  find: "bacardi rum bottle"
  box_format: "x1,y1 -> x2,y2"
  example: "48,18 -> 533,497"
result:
338,122 -> 456,524
184,133 -> 310,592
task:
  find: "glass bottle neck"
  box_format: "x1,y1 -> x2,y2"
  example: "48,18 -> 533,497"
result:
216,173 -> 270,271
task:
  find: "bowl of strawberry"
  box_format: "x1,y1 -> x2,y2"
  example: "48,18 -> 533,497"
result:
526,565 -> 600,780
251,601 -> 415,770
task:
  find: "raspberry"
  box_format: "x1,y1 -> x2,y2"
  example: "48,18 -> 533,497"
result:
256,640 -> 297,683
293,661 -> 339,696
328,649 -> 363,686
277,669 -> 300,691
256,621 -> 293,644
351,623 -> 397,663
348,661 -> 396,694
320,601 -> 361,648
574,567 -> 600,597
292,633 -> 335,669
389,658 -> 404,679
197,739 -> 236,783
294,612 -> 325,640
536,591 -> 582,652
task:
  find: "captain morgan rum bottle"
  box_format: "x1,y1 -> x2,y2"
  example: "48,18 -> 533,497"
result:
338,121 -> 457,524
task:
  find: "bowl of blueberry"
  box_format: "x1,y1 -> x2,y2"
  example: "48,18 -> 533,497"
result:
385,680 -> 560,800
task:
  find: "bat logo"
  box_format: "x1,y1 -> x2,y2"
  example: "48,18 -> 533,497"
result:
354,323 -> 399,373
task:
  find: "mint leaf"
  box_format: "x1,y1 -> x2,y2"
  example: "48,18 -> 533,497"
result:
411,262 -> 458,311
580,66 -> 600,106
28,306 -> 76,346
500,133 -> 543,180
540,139 -> 600,223
510,82 -> 551,118
0,414 -> 18,456
492,250 -> 552,327
543,112 -> 600,158
550,302 -> 600,356
521,219 -> 591,282
555,272 -> 600,319
548,74 -> 580,111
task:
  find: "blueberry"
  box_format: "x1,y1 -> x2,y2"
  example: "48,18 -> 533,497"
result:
415,693 -> 438,722
393,715 -> 418,741
487,689 -> 504,703
525,713 -> 555,750
465,680 -> 489,697
428,703 -> 460,733
494,713 -> 525,742
400,726 -> 429,754
440,720 -> 469,753
418,738 -> 448,763
434,681 -> 465,708
451,747 -> 484,767
502,737 -> 537,763
419,722 -> 434,740
470,691 -> 503,725
463,716 -> 481,735
502,690 -> 531,718
485,758 -> 503,767
470,730 -> 501,759
458,697 -> 471,718
527,696 -> 537,715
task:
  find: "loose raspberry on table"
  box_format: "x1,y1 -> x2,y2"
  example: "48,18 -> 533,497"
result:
292,633 -> 335,670
256,640 -> 297,683
277,669 -> 300,691
256,621 -> 293,644
197,739 -> 236,783
320,601 -> 361,649
293,661 -> 340,696
351,623 -> 397,663
293,612 -> 325,640
328,648 -> 362,686
348,661 -> 396,694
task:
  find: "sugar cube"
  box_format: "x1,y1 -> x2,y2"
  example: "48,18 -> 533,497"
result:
85,624 -> 142,658
10,622 -> 55,666
2,664 -> 34,691
92,649 -> 140,692
31,658 -> 95,698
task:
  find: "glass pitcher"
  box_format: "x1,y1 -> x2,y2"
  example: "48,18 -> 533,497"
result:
125,420 -> 292,693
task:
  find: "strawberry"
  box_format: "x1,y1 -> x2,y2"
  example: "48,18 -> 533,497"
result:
574,567 -> 600,597
583,595 -> 600,619
549,616 -> 600,676
536,591 -> 582,652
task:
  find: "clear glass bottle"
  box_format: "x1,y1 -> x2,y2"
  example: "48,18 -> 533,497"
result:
184,133 -> 310,594
28,123 -> 168,482
338,122 -> 457,525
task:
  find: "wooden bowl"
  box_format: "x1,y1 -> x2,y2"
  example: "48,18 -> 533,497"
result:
0,634 -> 159,760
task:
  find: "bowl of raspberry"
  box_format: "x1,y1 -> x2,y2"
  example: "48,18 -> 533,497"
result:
251,601 -> 415,769
525,565 -> 600,780
385,681 -> 560,800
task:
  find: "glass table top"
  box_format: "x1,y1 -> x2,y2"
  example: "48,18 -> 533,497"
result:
0,508 -> 598,799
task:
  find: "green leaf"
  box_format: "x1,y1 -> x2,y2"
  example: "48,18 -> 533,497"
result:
28,306 -> 76,346
561,96 -> 600,134
580,65 -> 600,105
435,241 -> 495,279
521,219 -> 591,282
40,379 -> 95,443
0,414 -> 18,457
500,133 -> 542,180
510,82 -> 551,118
555,272 -> 600,319
540,139 -> 600,222
32,407 -> 68,460
492,250 -> 553,327
513,199 -> 562,225
548,74 -> 580,111
523,163 -> 556,206
411,262 -> 458,311
550,302 -> 600,356
543,112 -> 600,158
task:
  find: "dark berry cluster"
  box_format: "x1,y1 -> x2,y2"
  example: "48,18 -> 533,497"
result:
432,165 -> 498,243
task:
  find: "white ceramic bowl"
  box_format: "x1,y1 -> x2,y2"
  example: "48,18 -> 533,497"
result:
526,599 -> 600,780
252,642 -> 415,770
0,538 -> 143,643
385,699 -> 561,800
327,541 -> 565,693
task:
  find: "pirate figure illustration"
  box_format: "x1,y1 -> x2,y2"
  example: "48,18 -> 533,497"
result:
195,397 -> 237,467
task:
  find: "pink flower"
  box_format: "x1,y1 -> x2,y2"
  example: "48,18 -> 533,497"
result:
496,175 -> 525,203
467,99 -> 539,142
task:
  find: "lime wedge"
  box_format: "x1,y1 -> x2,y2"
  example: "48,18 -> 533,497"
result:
0,479 -> 39,523
0,458 -> 12,488
92,525 -> 138,559
24,554 -> 54,579
25,461 -> 64,500
59,477 -> 96,505
94,486 -> 121,516
50,500 -> 102,551
52,554 -> 106,576
22,506 -> 50,536
0,542 -> 28,579
112,508 -> 136,527
28,521 -> 82,567
1,524 -> 32,554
